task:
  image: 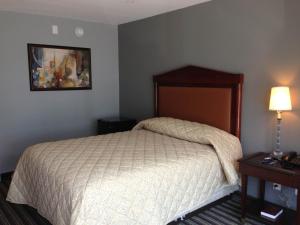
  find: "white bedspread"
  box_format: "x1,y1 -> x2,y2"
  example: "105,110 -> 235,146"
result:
7,117 -> 242,225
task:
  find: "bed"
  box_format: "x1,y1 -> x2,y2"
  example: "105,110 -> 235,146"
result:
7,66 -> 244,225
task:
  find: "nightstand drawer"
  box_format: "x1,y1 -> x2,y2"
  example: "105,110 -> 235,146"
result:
240,163 -> 299,188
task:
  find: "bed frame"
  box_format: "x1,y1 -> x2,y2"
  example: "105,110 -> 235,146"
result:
153,66 -> 244,138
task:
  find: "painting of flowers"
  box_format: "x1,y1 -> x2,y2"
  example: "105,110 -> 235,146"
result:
28,44 -> 92,91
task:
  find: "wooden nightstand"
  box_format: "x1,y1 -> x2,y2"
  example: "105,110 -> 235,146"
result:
97,117 -> 137,135
239,152 -> 299,225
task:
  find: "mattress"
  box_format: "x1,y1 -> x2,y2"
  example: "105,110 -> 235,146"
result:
7,117 -> 242,225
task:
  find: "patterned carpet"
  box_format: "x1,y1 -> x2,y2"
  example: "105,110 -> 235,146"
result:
170,195 -> 268,225
0,178 -> 292,225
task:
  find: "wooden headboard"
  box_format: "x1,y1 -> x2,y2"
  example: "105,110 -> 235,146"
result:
153,66 -> 244,138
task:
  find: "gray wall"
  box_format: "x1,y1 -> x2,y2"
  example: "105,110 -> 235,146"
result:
0,11 -> 119,173
119,0 -> 300,209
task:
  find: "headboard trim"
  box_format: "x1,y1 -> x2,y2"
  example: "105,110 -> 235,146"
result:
153,66 -> 244,138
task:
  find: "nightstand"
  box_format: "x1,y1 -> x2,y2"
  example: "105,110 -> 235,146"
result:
239,152 -> 299,225
97,117 -> 137,135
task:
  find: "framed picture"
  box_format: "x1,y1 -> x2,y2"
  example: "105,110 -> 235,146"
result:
28,44 -> 92,91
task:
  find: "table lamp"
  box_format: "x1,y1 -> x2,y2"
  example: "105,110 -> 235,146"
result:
269,86 -> 292,158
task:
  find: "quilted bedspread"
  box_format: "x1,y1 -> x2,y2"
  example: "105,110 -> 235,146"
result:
7,117 -> 242,225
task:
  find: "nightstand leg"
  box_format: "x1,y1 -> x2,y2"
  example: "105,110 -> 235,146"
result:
241,174 -> 248,218
297,188 -> 300,225
259,179 -> 265,206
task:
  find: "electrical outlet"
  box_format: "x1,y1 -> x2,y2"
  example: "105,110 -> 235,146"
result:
295,189 -> 298,196
273,183 -> 281,191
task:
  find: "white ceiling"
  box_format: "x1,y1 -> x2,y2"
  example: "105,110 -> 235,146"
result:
0,0 -> 211,25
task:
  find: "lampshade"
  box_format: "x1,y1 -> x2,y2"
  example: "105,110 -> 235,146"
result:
269,86 -> 292,111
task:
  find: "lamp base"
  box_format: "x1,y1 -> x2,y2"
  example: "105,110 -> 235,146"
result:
272,150 -> 283,159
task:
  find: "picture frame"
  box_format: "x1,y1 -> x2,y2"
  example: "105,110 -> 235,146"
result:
28,44 -> 92,91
